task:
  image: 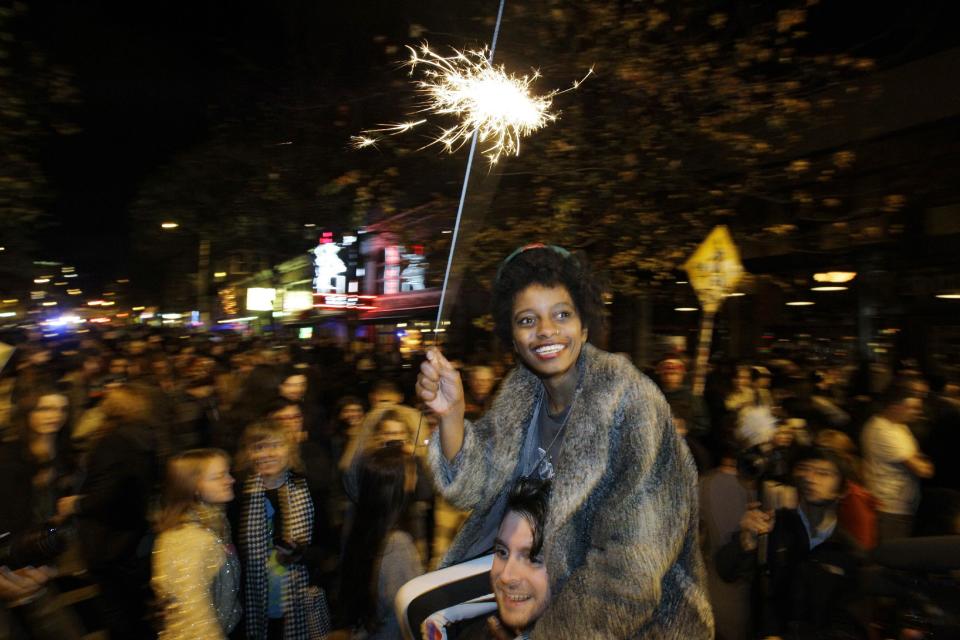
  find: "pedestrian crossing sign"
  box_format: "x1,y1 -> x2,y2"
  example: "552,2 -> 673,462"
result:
683,226 -> 744,312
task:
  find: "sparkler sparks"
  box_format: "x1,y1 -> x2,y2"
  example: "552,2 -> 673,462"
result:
352,44 -> 591,164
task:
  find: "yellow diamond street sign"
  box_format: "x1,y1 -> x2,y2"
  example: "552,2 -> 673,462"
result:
683,225 -> 744,313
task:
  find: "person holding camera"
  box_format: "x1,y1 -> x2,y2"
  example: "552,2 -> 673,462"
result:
342,409 -> 435,564
716,447 -> 866,638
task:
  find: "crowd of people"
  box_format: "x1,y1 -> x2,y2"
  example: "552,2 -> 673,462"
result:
671,356 -> 960,639
0,248 -> 958,640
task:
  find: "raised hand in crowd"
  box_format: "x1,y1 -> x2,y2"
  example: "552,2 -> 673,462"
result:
738,501 -> 775,552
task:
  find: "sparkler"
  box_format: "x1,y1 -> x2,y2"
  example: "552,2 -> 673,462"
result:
352,44 -> 591,165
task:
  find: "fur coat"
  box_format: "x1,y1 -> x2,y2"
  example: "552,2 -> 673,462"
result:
428,343 -> 713,639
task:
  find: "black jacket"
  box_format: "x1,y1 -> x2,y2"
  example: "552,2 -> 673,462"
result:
75,420 -> 159,571
716,507 -> 866,639
0,440 -> 76,537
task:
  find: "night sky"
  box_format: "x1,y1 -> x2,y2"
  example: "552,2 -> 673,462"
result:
14,0 -> 960,299
21,1 -> 486,290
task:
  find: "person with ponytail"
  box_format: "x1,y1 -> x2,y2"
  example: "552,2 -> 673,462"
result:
152,449 -> 241,639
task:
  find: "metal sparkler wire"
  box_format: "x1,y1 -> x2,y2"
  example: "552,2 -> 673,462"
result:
412,0 -> 507,457
434,0 -> 506,338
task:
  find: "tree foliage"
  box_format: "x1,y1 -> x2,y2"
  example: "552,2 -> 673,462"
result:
0,2 -> 79,266
129,0 -> 886,301
450,0 -> 877,295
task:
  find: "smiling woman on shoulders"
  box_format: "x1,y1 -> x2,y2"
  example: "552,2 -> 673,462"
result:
416,244 -> 713,639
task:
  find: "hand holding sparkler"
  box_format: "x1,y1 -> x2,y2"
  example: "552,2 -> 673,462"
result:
416,347 -> 466,461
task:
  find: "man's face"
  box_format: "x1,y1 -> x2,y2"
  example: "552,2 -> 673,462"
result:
491,511 -> 551,635
794,458 -> 843,505
338,403 -> 364,429
891,396 -> 922,424
467,367 -> 496,399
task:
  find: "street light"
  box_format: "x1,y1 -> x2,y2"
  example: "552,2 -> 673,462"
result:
158,221 -> 210,318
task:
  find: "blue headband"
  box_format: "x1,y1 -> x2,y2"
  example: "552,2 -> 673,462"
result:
495,243 -> 573,285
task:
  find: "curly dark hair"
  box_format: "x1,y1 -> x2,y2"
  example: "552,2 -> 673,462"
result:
492,245 -> 607,347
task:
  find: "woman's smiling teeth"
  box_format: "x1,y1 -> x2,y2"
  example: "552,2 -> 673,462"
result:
534,344 -> 565,356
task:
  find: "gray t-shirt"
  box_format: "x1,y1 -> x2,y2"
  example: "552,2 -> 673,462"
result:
440,398 -> 565,561
535,402 -> 569,479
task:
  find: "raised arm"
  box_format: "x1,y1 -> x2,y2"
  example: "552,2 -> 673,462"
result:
416,347 -> 466,461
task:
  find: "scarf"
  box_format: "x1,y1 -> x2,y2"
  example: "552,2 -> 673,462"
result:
239,471 -> 315,639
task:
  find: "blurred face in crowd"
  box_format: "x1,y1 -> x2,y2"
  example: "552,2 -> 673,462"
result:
658,360 -> 685,391
231,353 -> 253,377
197,456 -> 235,504
339,402 -> 364,430
772,427 -> 795,449
251,434 -> 292,482
377,418 -> 408,448
467,366 -> 496,400
82,355 -> 102,377
491,511 -> 551,635
152,358 -> 173,379
214,371 -> 236,401
190,356 -> 215,381
279,374 -> 307,402
511,284 -> 586,383
794,458 -> 844,506
109,357 -> 129,378
888,396 -> 923,425
271,404 -> 306,443
29,393 -> 69,436
370,387 -> 403,407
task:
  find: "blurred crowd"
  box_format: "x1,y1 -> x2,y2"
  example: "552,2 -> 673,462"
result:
0,327 -> 958,639
655,354 -> 960,639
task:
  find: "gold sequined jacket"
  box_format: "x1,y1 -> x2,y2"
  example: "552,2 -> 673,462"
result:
152,522 -> 238,640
